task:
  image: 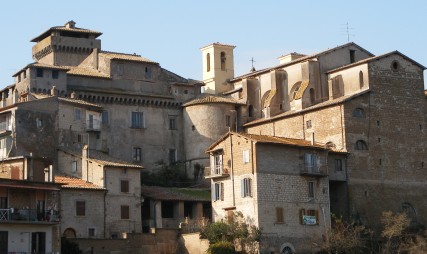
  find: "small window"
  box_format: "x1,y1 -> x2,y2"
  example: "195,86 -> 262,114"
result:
241,178 -> 252,197
309,88 -> 315,104
355,140 -> 368,150
88,228 -> 95,237
192,125 -> 195,131
75,108 -> 81,120
243,150 -> 250,164
131,112 -> 144,128
169,149 -> 177,164
133,147 -> 141,162
184,90 -> 188,94
169,116 -> 177,130
52,70 -> 59,79
23,71 -> 26,79
220,52 -> 226,71
102,111 -> 109,125
17,75 -> 21,83
350,50 -> 356,63
76,201 -> 86,216
71,161 -> 77,173
276,207 -> 284,223
206,53 -> 211,72
335,159 -> 343,172
36,68 -> 43,78
36,118 -> 43,128
306,120 -> 312,129
212,153 -> 223,175
121,205 -> 130,219
145,67 -> 152,80
117,63 -> 124,76
391,61 -> 400,71
308,181 -> 315,198
352,108 -> 365,118
359,71 -> 364,88
121,180 -> 129,193
225,115 -> 231,127
213,182 -> 224,201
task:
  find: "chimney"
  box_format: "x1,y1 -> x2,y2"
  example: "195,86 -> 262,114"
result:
311,132 -> 315,145
50,86 -> 57,96
70,91 -> 76,99
278,52 -> 306,64
65,20 -> 76,29
82,145 -> 89,158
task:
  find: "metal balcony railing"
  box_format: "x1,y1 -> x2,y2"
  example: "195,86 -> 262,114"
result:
300,164 -> 328,177
0,208 -> 60,223
86,119 -> 101,131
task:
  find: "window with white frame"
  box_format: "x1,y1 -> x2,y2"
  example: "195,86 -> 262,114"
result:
243,150 -> 250,164
131,112 -> 144,128
304,153 -> 316,173
241,178 -> 252,197
211,153 -> 223,175
213,182 -> 224,201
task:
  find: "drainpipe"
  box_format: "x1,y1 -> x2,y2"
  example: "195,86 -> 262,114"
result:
103,171 -> 107,238
230,134 -> 235,207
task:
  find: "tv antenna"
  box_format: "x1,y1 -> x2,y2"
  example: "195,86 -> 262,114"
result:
341,22 -> 355,42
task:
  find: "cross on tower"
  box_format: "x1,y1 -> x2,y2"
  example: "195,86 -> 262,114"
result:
249,57 -> 256,72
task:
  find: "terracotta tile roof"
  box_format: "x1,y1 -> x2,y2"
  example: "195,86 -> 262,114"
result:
231,42 -> 374,82
100,51 -> 157,64
141,185 -> 211,202
29,93 -> 102,109
207,132 -> 329,152
31,23 -> 102,42
58,147 -> 143,169
244,89 -> 371,127
55,176 -> 105,190
182,94 -> 246,107
327,51 -> 427,73
200,42 -> 236,49
13,63 -> 71,77
67,67 -> 111,79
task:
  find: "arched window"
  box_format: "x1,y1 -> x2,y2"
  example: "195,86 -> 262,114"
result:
63,228 -> 77,238
352,108 -> 365,118
248,105 -> 254,117
220,52 -> 226,71
206,53 -> 211,72
309,88 -> 315,104
359,71 -> 364,89
355,140 -> 368,150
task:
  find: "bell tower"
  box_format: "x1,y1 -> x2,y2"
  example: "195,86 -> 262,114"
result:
200,43 -> 235,94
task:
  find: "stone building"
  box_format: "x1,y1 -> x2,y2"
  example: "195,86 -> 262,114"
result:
200,42 -> 426,253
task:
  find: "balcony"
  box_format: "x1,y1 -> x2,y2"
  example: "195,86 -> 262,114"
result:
0,208 -> 60,224
205,166 -> 230,179
300,164 -> 328,177
0,121 -> 11,136
86,119 -> 101,132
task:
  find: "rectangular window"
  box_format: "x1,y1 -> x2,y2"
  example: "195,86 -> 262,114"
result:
300,209 -> 319,225
52,70 -> 59,79
0,197 -> 7,209
17,75 -> 21,83
169,116 -> 177,130
276,207 -> 284,223
23,71 -> 26,79
71,161 -> 77,173
118,63 -> 124,76
241,178 -> 252,197
121,180 -> 129,193
213,182 -> 224,201
36,68 -> 43,78
121,205 -> 130,219
131,112 -> 144,128
36,118 -> 43,128
308,181 -> 315,198
350,50 -> 356,63
304,153 -> 316,173
335,159 -> 343,172
76,201 -> 85,216
133,147 -> 141,162
212,154 -> 223,175
225,115 -> 231,127
75,108 -> 81,120
102,111 -> 109,125
145,67 -> 152,80
169,149 -> 177,164
306,120 -> 312,129
243,150 -> 250,164
88,228 -> 95,237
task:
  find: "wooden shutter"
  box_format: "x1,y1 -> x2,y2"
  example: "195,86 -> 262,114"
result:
315,210 -> 319,225
121,205 -> 130,219
220,182 -> 224,201
299,209 -> 305,224
276,207 -> 284,223
241,179 -> 245,197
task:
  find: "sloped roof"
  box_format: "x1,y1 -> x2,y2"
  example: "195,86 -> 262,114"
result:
59,147 -> 143,169
200,42 -> 236,50
31,22 -> 102,42
207,132 -> 330,152
244,89 -> 371,127
55,175 -> 105,190
67,66 -> 111,79
13,63 -> 71,77
141,185 -> 211,202
100,51 -> 157,64
182,94 -> 246,107
327,51 -> 427,73
231,42 -> 374,82
28,93 -> 102,109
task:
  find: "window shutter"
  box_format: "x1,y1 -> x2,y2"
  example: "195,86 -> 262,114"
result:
248,178 -> 252,197
220,182 -> 224,201
211,183 -> 215,201
299,209 -> 305,224
210,156 -> 215,175
315,210 -> 319,225
241,179 -> 245,197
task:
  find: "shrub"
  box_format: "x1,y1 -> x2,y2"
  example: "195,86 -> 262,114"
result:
208,241 -> 235,254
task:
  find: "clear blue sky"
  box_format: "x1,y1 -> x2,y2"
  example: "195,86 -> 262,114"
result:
0,0 -> 426,88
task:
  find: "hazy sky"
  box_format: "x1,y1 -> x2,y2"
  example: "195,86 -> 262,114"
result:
0,0 -> 426,88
